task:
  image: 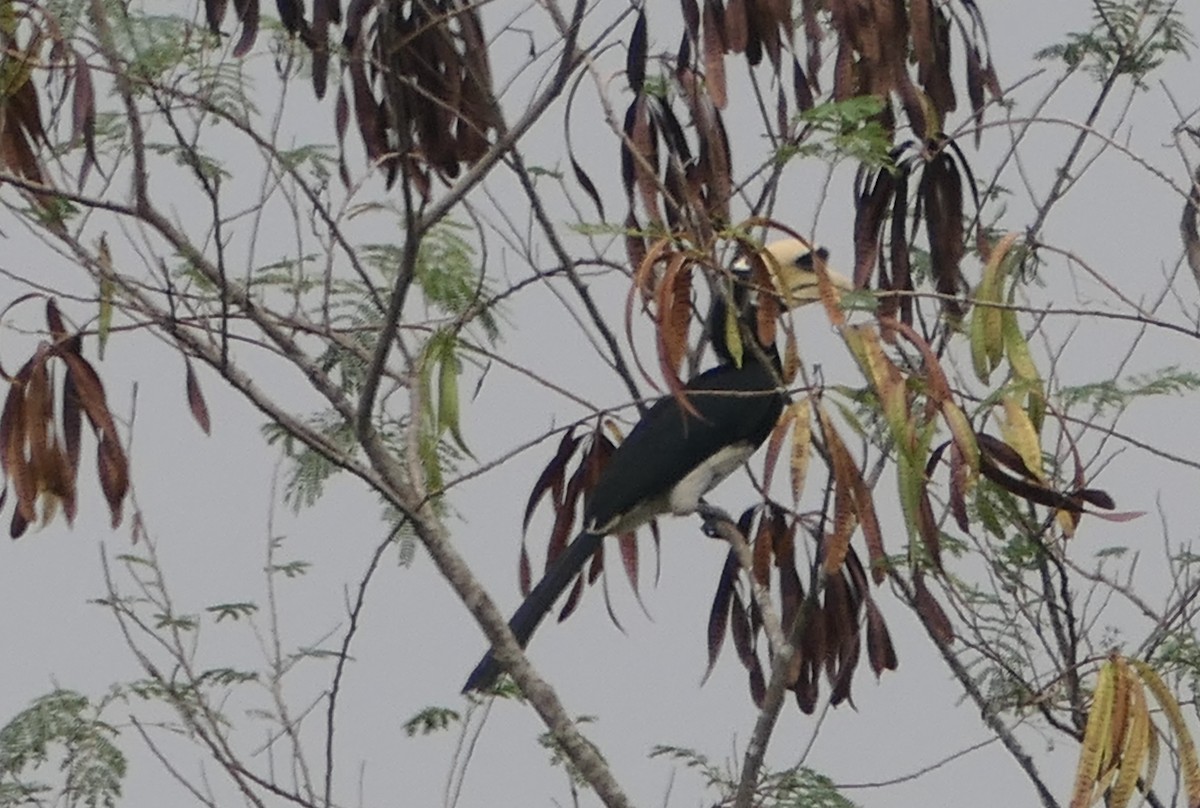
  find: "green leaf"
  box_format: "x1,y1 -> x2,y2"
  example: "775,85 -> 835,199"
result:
402,707 -> 461,736
0,690 -> 126,808
267,560 -> 311,578
437,344 -> 471,456
723,301 -> 743,368
205,602 -> 259,622
96,235 -> 114,359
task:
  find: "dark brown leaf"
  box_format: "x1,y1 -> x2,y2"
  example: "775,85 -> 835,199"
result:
751,509 -> 773,587
853,470 -> 886,583
1074,488 -> 1115,510
335,83 -> 350,187
24,355 -> 51,500
681,0 -> 701,41
59,352 -> 118,444
631,97 -> 662,224
979,456 -> 1084,512
854,168 -> 895,288
918,487 -> 942,571
865,599 -> 898,676
70,51 -> 97,188
801,0 -> 823,93
342,0 -> 370,49
206,0 -> 228,33
910,0 -> 934,75
0,99 -> 42,184
655,255 -> 693,381
582,427 -> 614,492
724,0 -> 748,53
1,380 -> 34,529
748,251 -> 779,349
677,31 -> 692,77
649,519 -> 662,586
349,59 -> 384,163
760,404 -> 795,495
457,67 -> 495,162
311,3 -> 329,99
775,83 -> 788,137
744,15 -> 765,67
923,5 -> 957,116
949,439 -> 969,533
628,9 -> 648,93
792,57 -> 814,113
693,96 -> 731,225
625,211 -> 647,277
751,0 -> 782,71
184,360 -> 211,435
704,549 -> 739,683
702,0 -> 727,109
61,368 -> 81,478
232,0 -> 260,57
921,150 -> 966,319
10,505 -> 28,539
795,601 -> 823,712
588,539 -> 604,584
45,299 -> 66,343
618,531 -> 648,612
599,558 -> 626,632
97,433 -> 127,528
1183,167 -> 1200,289
889,166 -> 912,324
775,544 -> 803,637
832,42 -> 855,101
966,43 -> 985,147
818,404 -> 884,581
913,571 -> 953,644
523,427 -> 580,533
519,538 -> 531,596
547,458 -> 588,570
730,587 -> 755,668
570,157 -> 605,221
822,574 -> 853,679
276,0 -> 307,35
976,432 -> 1040,481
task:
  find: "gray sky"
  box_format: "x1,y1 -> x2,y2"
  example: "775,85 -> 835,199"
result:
3,1 -> 1200,807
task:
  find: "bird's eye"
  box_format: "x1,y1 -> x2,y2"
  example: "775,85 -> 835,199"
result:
795,247 -> 829,269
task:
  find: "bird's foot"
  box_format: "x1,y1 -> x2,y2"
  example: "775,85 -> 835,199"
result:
697,501 -> 734,538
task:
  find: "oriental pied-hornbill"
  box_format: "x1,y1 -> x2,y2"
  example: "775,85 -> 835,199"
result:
463,239 -> 851,692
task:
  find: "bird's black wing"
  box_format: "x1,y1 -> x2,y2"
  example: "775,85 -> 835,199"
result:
584,357 -> 785,530
462,357 -> 785,693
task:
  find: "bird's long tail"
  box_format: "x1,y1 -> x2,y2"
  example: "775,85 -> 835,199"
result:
462,530 -> 602,692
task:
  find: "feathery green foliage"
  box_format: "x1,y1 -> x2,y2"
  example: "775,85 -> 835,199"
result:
0,691 -> 125,808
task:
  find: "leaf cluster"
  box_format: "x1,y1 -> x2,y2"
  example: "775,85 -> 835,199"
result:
0,690 -> 125,808
1035,0 -> 1194,87
1069,655 -> 1200,808
0,298 -> 129,538
650,745 -> 858,808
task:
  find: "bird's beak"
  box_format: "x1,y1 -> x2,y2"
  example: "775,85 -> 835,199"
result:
778,259 -> 853,308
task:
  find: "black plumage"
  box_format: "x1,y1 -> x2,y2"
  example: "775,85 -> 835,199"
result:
463,240 -> 847,693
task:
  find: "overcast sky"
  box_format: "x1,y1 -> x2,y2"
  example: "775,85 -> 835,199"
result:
3,2 -> 1200,807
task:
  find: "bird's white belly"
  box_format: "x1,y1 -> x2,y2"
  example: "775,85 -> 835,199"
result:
668,442 -> 756,515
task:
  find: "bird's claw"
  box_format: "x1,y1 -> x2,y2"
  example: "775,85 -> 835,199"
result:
697,502 -> 734,538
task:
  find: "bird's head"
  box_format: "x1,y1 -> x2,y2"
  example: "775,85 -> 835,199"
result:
713,237 -> 851,363
756,237 -> 853,307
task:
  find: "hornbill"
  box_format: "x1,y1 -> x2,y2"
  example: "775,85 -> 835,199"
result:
463,239 -> 851,692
